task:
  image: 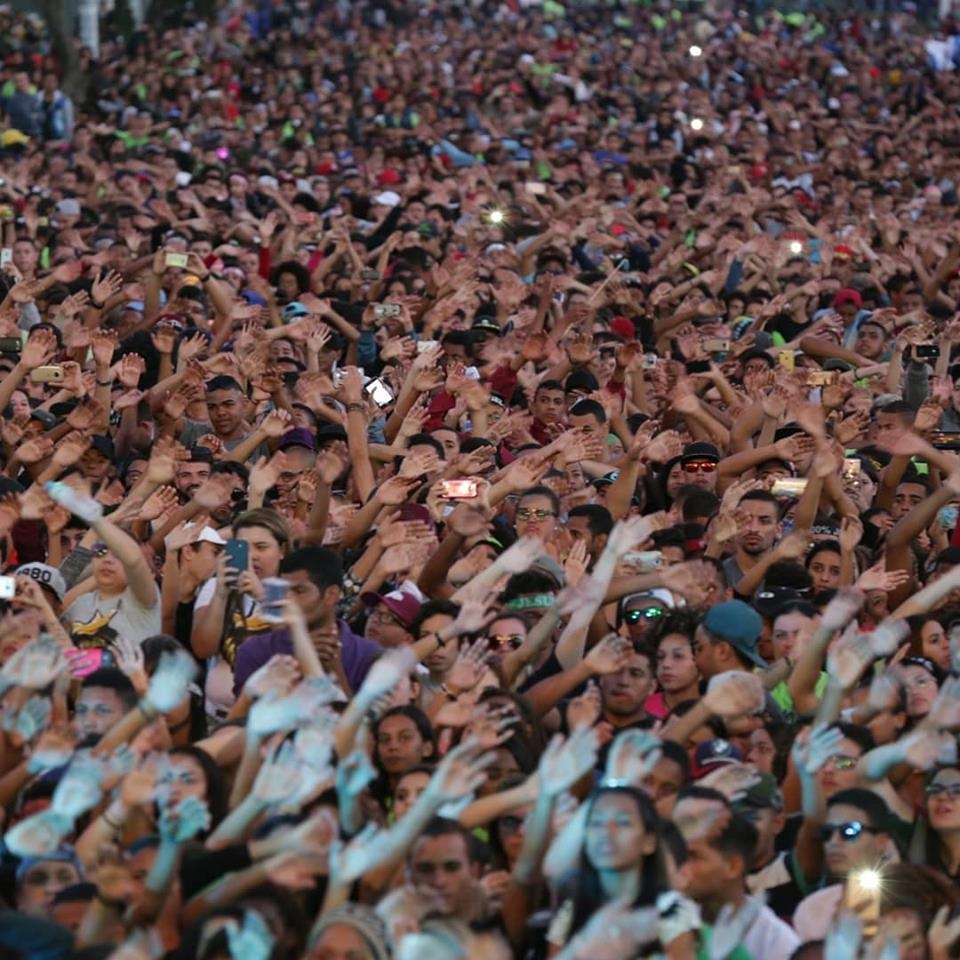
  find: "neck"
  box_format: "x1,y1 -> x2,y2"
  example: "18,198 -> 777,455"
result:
664,684 -> 700,709
598,868 -> 640,903
701,884 -> 746,924
604,707 -> 648,729
734,547 -> 762,570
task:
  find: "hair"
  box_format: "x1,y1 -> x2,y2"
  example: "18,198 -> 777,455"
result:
517,484 -> 560,515
140,635 -> 206,742
806,540 -> 842,567
827,787 -> 890,831
168,745 -> 229,828
410,599 -> 460,639
405,433 -> 446,459
233,508 -> 291,550
280,546 -> 344,591
205,374 -> 244,394
703,812 -> 759,878
567,787 -> 668,938
568,398 -> 607,424
372,706 -> 436,805
535,379 -> 565,396
409,816 -> 478,864
659,740 -> 693,787
80,668 -> 138,711
877,862 -> 960,927
739,489 -> 779,510
679,489 -> 720,521
832,722 -> 876,755
653,609 -> 698,645
568,504 -> 614,537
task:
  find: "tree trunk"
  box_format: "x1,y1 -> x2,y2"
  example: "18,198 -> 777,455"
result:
36,0 -> 84,103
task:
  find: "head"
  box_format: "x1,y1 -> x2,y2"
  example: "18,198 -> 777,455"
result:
806,541 -> 843,594
566,504 -> 612,564
640,741 -> 691,820
515,485 -> 561,540
531,380 -> 566,424
599,643 -> 656,724
407,818 -> 478,918
654,613 -> 700,698
897,657 -> 940,720
770,601 -> 819,661
693,601 -> 765,679
680,444 -> 720,492
822,788 -> 891,877
733,491 -> 781,556
15,851 -> 83,916
234,508 -> 290,579
205,375 -> 247,438
374,706 -> 435,779
73,668 -> 137,739
816,724 -> 874,800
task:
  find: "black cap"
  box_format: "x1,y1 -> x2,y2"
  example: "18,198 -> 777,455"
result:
681,441 -> 720,464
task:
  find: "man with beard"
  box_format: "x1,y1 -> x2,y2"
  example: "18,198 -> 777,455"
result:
173,447 -> 214,503
721,491 -> 782,592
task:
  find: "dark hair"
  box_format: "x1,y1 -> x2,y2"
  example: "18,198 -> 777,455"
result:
827,787 -> 890,832
535,379 -> 565,396
410,816 -> 479,863
568,787 -> 668,938
568,504 -> 613,537
654,610 -> 698,645
704,813 -> 759,879
80,668 -> 138,711
517,485 -> 560,514
205,375 -> 244,394
739,489 -> 779,509
806,540 -> 842,567
372,706 -> 436,796
832,722 -> 876,755
169,745 -> 229,828
569,398 -> 607,424
406,433 -> 446,459
659,740 -> 693,786
280,546 -> 344,591
410,599 -> 460,639
679,489 -> 720,521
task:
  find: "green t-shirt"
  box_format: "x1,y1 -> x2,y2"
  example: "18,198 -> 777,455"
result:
771,672 -> 829,717
698,925 -> 753,960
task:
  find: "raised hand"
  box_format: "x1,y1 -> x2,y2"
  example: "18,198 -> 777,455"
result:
225,909 -> 275,960
142,649 -> 197,713
335,748 -> 377,799
51,754 -> 104,820
539,727 -> 600,798
243,654 -> 302,701
820,588 -> 865,633
703,671 -> 765,718
445,637 -> 490,696
855,563 -> 909,595
158,795 -> 211,843
584,634 -> 632,676
567,680 -> 602,730
792,724 -> 845,778
2,636 -> 68,690
604,728 -> 662,786
359,646 -> 418,702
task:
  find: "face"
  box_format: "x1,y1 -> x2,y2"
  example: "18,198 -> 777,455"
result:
394,770 -> 432,820
899,664 -> 938,719
735,499 -> 779,555
692,627 -> 723,680
566,514 -> 604,561
877,909 -> 927,960
621,600 -> 667,640
365,603 -> 413,648
926,767 -> 960,833
676,835 -> 738,903
206,387 -> 245,437
481,746 -> 522,796
822,802 -> 885,876
641,757 -> 686,819
495,804 -> 530,867
854,325 -> 885,359
875,412 -> 909,445
237,524 -> 283,578
681,459 -> 718,491
656,633 -> 698,694
17,859 -> 81,916
308,924 -> 373,960
182,540 -> 222,584
73,685 -> 126,738
891,482 -> 925,521
409,833 -> 473,916
585,792 -> 655,871
430,429 -> 460,459
920,620 -> 950,671
532,388 -> 565,424
815,736 -> 864,799
745,727 -> 778,774
486,616 -> 526,658
599,649 -> 655,719
808,550 -> 842,593
376,714 -> 433,775
420,614 -> 458,675
771,610 -> 814,661
175,460 -> 211,498
159,753 -> 208,808
515,493 -> 558,539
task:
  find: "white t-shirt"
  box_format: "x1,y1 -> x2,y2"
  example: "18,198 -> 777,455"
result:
64,584 -> 161,647
739,897 -> 800,960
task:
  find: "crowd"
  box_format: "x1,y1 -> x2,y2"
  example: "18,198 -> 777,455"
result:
3,1 -> 960,958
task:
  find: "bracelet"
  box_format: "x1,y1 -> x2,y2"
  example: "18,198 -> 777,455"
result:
101,810 -> 123,832
346,402 -> 365,413
96,378 -> 112,387
95,890 -> 126,911
137,700 -> 159,722
440,683 -> 458,701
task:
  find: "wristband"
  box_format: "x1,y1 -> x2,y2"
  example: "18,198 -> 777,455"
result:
101,810 -> 123,832
346,402 -> 365,413
96,379 -> 112,387
95,890 -> 126,911
137,700 -> 160,722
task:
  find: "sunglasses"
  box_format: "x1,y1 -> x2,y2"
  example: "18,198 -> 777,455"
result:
91,542 -> 109,558
683,460 -> 717,474
490,633 -> 524,651
925,781 -> 960,799
819,820 -> 878,842
516,508 -> 556,521
624,607 -> 665,625
826,754 -> 858,771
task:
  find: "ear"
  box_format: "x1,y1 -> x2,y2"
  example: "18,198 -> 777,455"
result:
322,584 -> 341,605
595,533 -> 608,554
639,832 -> 657,857
772,810 -> 787,836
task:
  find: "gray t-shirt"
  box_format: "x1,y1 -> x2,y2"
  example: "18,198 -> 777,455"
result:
63,584 -> 161,648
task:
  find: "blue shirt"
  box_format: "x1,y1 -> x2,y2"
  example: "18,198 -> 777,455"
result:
232,620 -> 381,696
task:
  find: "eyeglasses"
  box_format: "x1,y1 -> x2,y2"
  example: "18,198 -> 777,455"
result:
925,781 -> 960,799
624,607 -> 665,625
516,508 -> 556,521
490,633 -> 524,651
825,754 -> 858,770
819,821 -> 878,842
683,461 -> 717,474
369,609 -> 403,627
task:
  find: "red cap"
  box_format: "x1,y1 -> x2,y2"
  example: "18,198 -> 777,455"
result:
834,288 -> 863,309
609,316 -> 635,340
833,244 -> 854,261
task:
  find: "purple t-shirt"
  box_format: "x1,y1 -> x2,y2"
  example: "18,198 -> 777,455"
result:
232,620 -> 382,696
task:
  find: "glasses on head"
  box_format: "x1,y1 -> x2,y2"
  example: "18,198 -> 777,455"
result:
624,607 -> 665,625
516,507 -> 556,522
825,754 -> 858,771
683,460 -> 717,474
925,781 -> 960,799
819,820 -> 877,842
91,542 -> 109,558
490,633 -> 524,652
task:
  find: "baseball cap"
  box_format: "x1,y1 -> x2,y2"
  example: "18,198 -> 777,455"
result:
834,288 -> 863,309
89,434 -> 115,459
371,190 -> 402,208
181,523 -> 227,547
278,427 -> 316,452
16,563 -> 67,602
702,599 -> 766,668
282,302 -> 311,321
752,586 -> 802,619
681,441 -> 720,464
56,198 -> 81,217
530,555 -> 566,589
361,588 -> 422,628
691,739 -> 745,779
733,771 -> 784,812
316,424 -> 348,444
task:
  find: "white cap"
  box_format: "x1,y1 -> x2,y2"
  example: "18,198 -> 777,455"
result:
16,563 -> 67,602
371,190 -> 401,207
183,523 -> 228,547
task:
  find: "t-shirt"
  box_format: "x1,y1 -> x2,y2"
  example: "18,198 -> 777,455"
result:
792,885 -> 844,942
63,584 -> 161,648
747,850 -> 811,922
738,896 -> 800,960
721,555 -> 745,590
770,672 -> 829,718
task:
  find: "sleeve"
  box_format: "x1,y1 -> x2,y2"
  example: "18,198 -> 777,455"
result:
232,635 -> 271,697
179,843 -> 254,901
902,360 -> 930,410
58,545 -> 94,589
0,909 -> 73,960
357,328 -> 379,369
545,899 -> 574,947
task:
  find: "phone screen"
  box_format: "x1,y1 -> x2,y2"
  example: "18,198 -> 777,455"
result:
224,539 -> 249,576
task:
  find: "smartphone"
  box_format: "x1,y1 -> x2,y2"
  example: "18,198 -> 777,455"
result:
914,343 -> 940,360
0,248 -> 11,267
364,377 -> 394,407
642,354 -> 658,370
165,252 -> 189,268
373,303 -> 401,320
417,340 -> 439,354
843,869 -> 881,938
360,269 -> 380,281
940,506 -> 959,531
703,338 -> 730,353
932,432 -> 960,450
66,648 -> 105,680
30,365 -> 65,383
623,550 -> 663,571
525,182 -> 547,196
0,575 -> 14,600
777,350 -> 795,371
771,478 -> 808,498
0,336 -> 20,353
685,359 -> 711,374
224,539 -> 250,576
807,371 -> 837,387
440,479 -> 479,499
261,576 -> 289,624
